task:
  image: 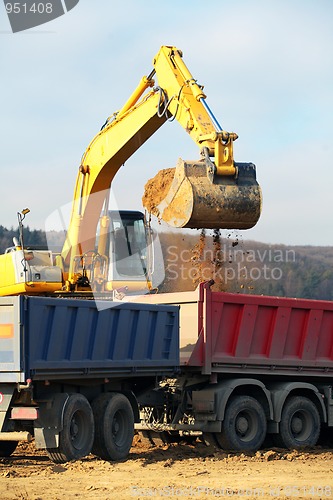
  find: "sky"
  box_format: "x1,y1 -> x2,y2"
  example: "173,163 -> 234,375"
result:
1,0 -> 332,246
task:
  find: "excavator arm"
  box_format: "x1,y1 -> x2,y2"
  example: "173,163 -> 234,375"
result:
61,46 -> 261,290
61,78 -> 166,277
150,46 -> 238,175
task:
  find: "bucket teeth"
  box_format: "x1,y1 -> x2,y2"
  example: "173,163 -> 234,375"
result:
142,158 -> 262,230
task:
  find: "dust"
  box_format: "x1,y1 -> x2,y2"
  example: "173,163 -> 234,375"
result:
142,169 -> 242,293
212,229 -> 226,292
190,229 -> 207,286
190,229 -> 226,292
142,168 -> 175,216
159,229 -> 253,294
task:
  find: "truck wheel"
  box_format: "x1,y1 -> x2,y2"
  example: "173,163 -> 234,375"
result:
215,395 -> 267,452
47,394 -> 94,463
274,396 -> 320,449
0,441 -> 18,457
92,393 -> 134,461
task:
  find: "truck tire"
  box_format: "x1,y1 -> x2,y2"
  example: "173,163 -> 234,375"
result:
92,393 -> 134,461
47,393 -> 94,463
0,441 -> 18,457
274,396 -> 320,449
215,395 -> 267,452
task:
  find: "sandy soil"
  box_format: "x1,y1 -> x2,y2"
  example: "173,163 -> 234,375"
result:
1,437 -> 333,500
142,168 -> 175,215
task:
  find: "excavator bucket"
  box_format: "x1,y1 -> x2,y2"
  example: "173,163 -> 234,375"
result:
142,158 -> 262,230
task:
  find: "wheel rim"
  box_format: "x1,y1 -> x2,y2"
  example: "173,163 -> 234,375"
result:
112,409 -> 127,447
289,410 -> 312,442
235,410 -> 258,442
70,410 -> 87,450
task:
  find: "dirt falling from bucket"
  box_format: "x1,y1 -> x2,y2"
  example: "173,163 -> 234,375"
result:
191,229 -> 207,285
212,229 -> 226,291
190,229 -> 227,292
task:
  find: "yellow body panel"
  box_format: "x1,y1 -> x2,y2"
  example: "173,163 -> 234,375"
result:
0,253 -> 17,291
0,282 -> 63,297
0,251 -> 62,297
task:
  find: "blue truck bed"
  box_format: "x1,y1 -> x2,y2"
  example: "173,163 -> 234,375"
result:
0,296 -> 179,382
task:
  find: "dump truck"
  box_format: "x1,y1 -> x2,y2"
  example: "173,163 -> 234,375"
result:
1,281 -> 333,463
0,295 -> 180,462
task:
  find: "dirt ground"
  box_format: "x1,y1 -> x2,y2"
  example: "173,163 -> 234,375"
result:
1,437 -> 333,500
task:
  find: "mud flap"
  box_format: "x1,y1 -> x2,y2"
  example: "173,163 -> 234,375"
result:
0,384 -> 15,432
34,393 -> 69,449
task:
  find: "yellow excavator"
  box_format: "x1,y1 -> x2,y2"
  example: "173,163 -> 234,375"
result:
0,46 -> 262,297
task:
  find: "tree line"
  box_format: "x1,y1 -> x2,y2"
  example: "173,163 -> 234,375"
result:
0,225 -> 332,301
157,231 -> 333,301
0,225 -> 47,251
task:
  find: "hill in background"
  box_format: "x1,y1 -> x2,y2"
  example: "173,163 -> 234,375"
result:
158,231 -> 333,301
0,225 -> 332,301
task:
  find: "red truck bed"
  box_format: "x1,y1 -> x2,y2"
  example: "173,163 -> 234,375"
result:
130,282 -> 333,376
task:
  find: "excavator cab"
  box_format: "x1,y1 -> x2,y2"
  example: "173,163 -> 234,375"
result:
94,210 -> 152,294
